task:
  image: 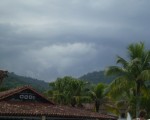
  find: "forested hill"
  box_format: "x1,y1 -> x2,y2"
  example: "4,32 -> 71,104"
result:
1,71 -> 115,92
79,71 -> 115,84
1,72 -> 49,92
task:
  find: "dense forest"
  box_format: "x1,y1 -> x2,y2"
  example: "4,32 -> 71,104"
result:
1,72 -> 49,92
80,71 -> 115,84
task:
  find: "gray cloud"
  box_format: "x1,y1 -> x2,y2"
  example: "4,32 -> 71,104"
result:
0,0 -> 150,81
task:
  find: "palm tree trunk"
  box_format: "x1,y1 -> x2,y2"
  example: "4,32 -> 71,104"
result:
136,81 -> 141,118
95,99 -> 100,112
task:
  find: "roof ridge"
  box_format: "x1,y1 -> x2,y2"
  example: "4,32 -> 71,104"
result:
0,86 -> 29,100
0,86 -> 54,105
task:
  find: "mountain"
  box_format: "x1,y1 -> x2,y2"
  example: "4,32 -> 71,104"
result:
1,72 -> 49,92
1,70 -> 114,92
79,71 -> 115,84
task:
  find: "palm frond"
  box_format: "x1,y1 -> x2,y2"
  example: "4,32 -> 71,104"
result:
141,52 -> 150,69
140,70 -> 150,81
107,76 -> 135,99
128,42 -> 145,59
89,91 -> 97,99
116,56 -> 128,67
105,66 -> 125,76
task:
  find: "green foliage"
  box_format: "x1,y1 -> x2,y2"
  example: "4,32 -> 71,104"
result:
1,72 -> 49,92
89,83 -> 112,112
95,83 -> 106,98
48,76 -> 92,106
80,71 -> 115,84
0,87 -> 9,92
105,42 -> 150,118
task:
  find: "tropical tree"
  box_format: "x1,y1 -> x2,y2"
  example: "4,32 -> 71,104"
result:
0,70 -> 8,85
90,83 -> 107,112
48,76 -> 91,106
105,42 -> 150,118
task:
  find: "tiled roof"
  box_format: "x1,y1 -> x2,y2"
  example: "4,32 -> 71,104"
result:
0,86 -> 28,100
0,101 -> 117,119
0,86 -> 117,119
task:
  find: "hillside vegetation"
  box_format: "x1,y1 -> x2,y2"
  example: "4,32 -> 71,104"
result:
1,72 -> 49,92
79,71 -> 115,84
0,70 -> 114,92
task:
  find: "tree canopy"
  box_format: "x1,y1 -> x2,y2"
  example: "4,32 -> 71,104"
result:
105,42 -> 150,118
48,76 -> 91,106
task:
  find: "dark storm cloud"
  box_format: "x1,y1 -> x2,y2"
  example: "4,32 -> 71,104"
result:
0,0 -> 150,81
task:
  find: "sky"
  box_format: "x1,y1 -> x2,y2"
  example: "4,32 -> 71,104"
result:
0,0 -> 150,82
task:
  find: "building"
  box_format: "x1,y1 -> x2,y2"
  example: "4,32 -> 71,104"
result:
0,86 -> 117,120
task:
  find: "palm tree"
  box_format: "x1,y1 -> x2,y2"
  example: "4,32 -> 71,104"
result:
90,83 -> 111,112
105,42 -> 150,118
48,76 -> 91,106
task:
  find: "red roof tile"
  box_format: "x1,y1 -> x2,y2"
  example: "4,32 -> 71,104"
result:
0,101 -> 117,119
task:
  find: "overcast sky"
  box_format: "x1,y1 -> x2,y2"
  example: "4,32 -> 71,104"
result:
0,0 -> 150,82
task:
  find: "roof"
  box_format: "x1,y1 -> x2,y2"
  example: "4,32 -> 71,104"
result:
0,85 -> 54,104
0,101 -> 117,119
0,86 -> 117,120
